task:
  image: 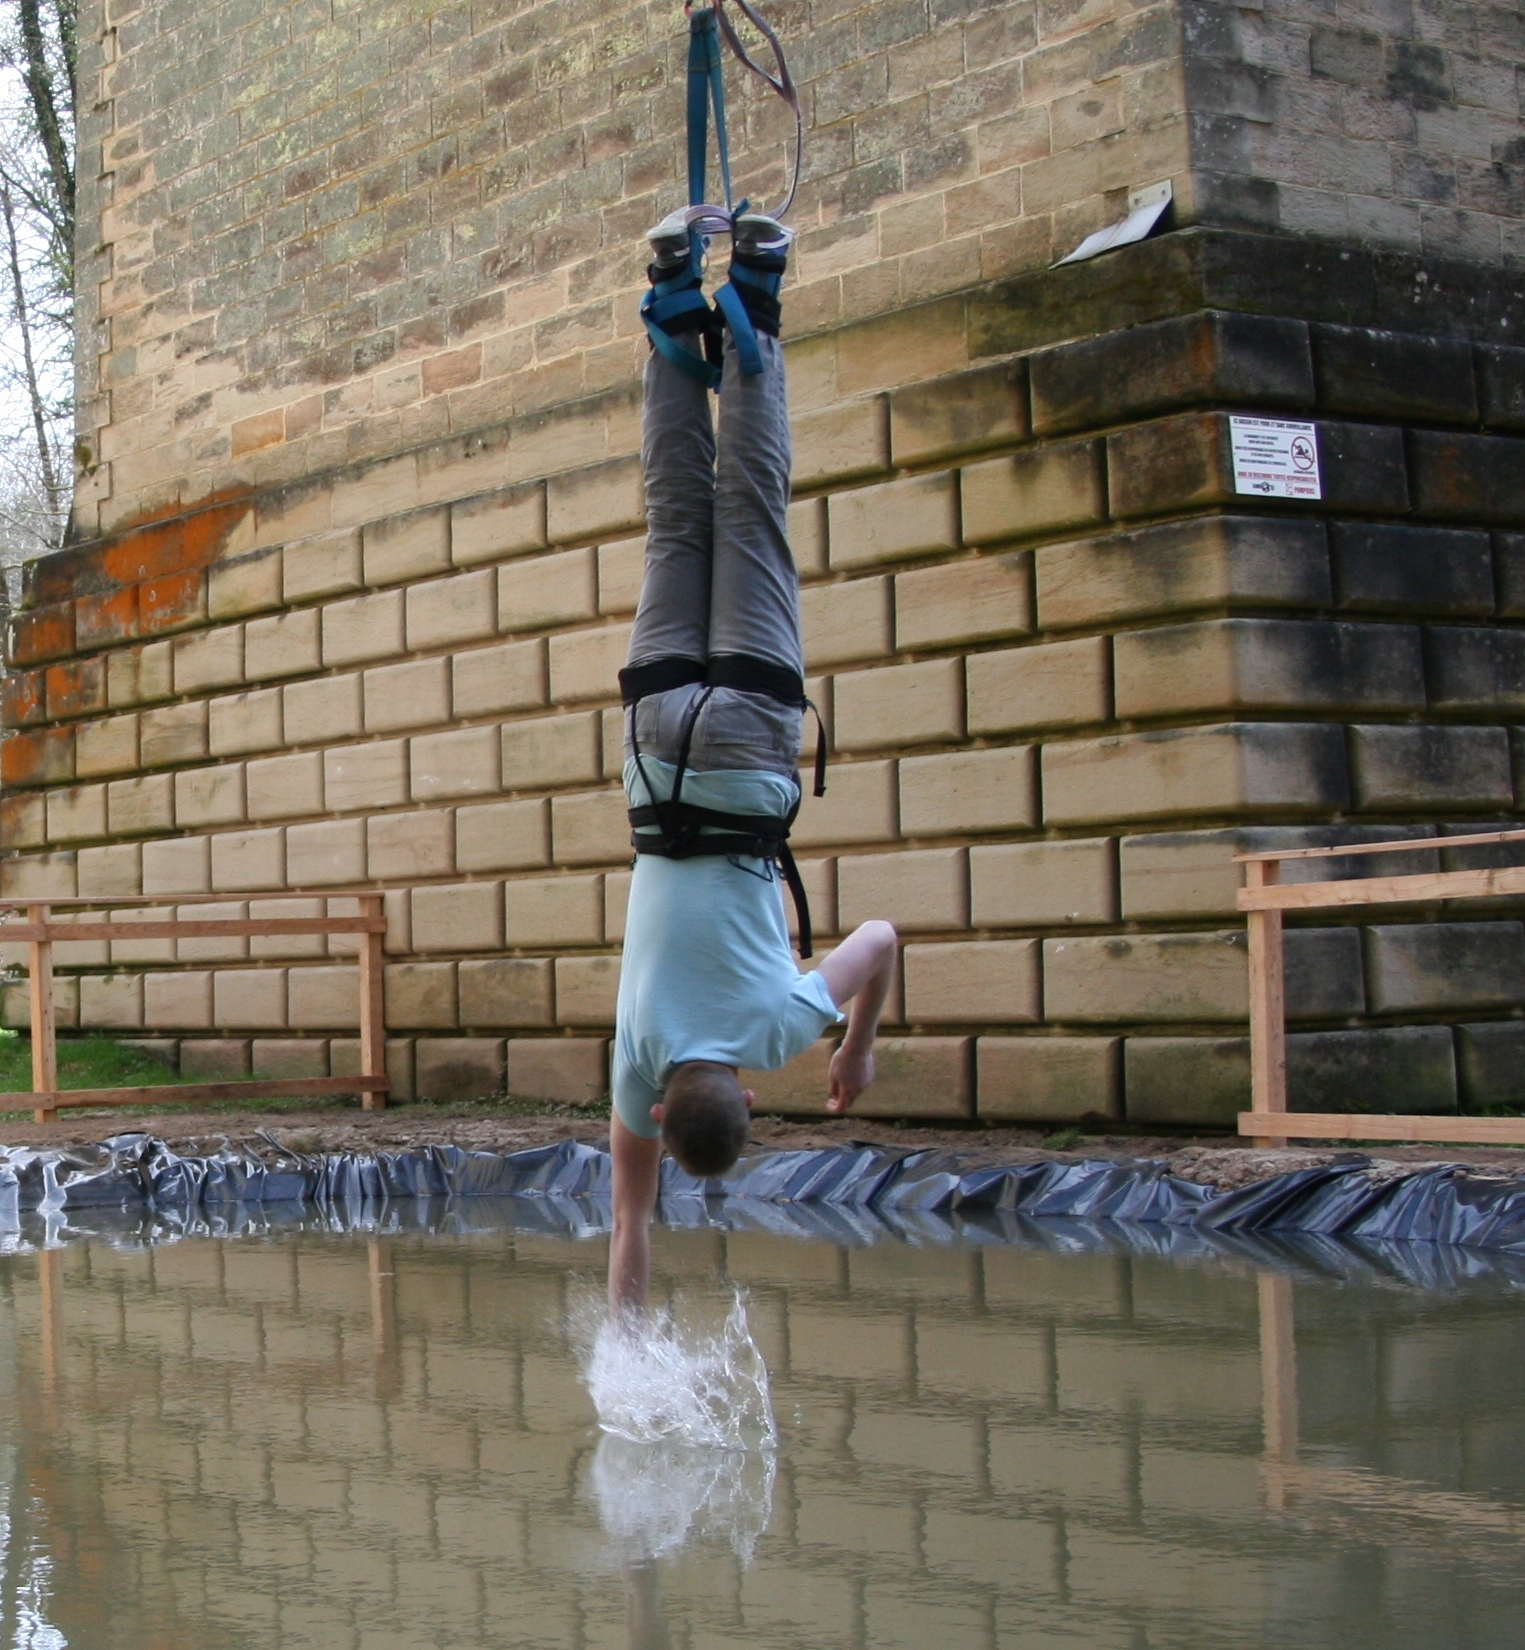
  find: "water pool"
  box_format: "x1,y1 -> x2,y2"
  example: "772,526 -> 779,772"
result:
4,1211 -> 1525,1648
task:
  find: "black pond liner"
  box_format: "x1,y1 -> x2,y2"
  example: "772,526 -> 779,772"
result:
5,1134 -> 1525,1294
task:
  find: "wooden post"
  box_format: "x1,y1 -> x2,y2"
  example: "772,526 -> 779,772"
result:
1258,1271 -> 1298,1510
1244,861 -> 1285,1146
368,1237 -> 400,1400
358,894 -> 387,1111
39,1246 -> 64,1396
27,902 -> 57,1124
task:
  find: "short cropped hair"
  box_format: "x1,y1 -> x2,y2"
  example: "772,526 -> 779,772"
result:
661,1062 -> 750,1178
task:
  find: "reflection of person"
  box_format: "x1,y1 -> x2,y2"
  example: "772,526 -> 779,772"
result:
609,208 -> 897,1317
623,1562 -> 672,1650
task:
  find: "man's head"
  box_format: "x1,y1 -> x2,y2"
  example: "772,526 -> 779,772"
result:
657,1061 -> 751,1178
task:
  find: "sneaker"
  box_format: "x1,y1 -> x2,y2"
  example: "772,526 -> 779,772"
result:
732,212 -> 794,262
647,204 -> 732,271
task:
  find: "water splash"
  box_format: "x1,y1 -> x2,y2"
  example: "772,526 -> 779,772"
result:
589,1433 -> 776,1565
579,1291 -> 777,1451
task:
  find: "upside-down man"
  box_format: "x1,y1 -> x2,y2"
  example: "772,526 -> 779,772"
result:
608,205 -> 898,1318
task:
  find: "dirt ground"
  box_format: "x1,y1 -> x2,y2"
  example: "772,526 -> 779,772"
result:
4,1104 -> 1525,1192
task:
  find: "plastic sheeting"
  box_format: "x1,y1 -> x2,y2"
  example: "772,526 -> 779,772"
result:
3,1132 -> 1525,1253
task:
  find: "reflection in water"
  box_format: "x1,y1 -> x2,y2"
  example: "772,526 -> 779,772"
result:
591,1434 -> 776,1565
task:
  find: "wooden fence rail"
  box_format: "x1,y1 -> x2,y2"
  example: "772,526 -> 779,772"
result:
0,892 -> 389,1124
1236,828 -> 1525,1148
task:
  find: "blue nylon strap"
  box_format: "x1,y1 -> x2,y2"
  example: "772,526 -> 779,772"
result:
641,244 -> 721,389
712,279 -> 762,376
686,11 -> 716,206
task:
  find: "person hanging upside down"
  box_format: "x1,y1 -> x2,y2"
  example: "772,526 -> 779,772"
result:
608,206 -> 898,1318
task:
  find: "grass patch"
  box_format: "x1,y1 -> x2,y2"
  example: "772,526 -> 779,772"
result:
1041,1126 -> 1083,1150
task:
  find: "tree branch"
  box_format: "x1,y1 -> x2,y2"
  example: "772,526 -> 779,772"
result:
0,177 -> 61,528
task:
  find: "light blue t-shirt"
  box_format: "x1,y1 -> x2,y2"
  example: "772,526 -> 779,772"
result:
613,756 -> 843,1139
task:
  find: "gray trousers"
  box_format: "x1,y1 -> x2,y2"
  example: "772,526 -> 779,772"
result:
625,332 -> 803,778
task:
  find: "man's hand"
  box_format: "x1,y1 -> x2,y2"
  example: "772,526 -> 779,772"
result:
828,1041 -> 874,1113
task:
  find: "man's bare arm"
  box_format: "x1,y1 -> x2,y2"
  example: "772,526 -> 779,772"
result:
609,1114 -> 662,1316
815,919 -> 898,1114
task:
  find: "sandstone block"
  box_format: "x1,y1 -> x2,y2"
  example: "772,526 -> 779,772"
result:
505,1037 -> 608,1104
285,818 -> 366,887
1114,619 -> 1425,719
209,687 -> 283,756
283,672 -> 363,744
455,798 -> 550,872
108,907 -> 175,964
739,1038 -> 834,1116
1365,921 -> 1525,1013
140,700 -> 211,768
903,940 -> 1040,1024
251,1039 -> 329,1079
412,882 -> 505,952
407,568 -> 497,651
1426,627 -> 1525,714
76,842 -> 141,897
1285,1025 -> 1458,1113
0,791 -> 44,849
367,809 -> 455,880
837,847 -> 968,932
0,975 -> 75,1028
977,1036 -> 1121,1120
363,657 -> 450,733
547,623 -> 630,704
1124,1037 -> 1248,1125
144,970 -> 214,1029
103,641 -> 171,709
452,638 -> 547,717
282,529 -> 363,603
249,897 -> 327,960
246,751 -> 324,821
1044,930 -> 1248,1022
554,955 -> 620,1025
44,658 -> 105,722
175,764 -> 246,828
1313,324 -> 1476,424
415,1038 -> 506,1102
792,399 -> 889,491
452,483 -> 548,566
49,909 -> 109,966
325,740 -> 408,811
1479,346 -> 1525,431
107,774 -> 175,835
969,838 -> 1117,926
179,1039 -> 250,1079
834,659 -> 963,752
605,869 -> 632,942
791,759 -> 898,848
787,856 -> 838,944
827,471 -> 959,572
1407,431 -> 1525,525
1456,1022 -> 1525,1109
210,827 -> 285,892
142,837 -> 211,896
1350,725 -> 1512,811
967,637 -> 1110,734
80,973 -> 145,1030
1043,724 -> 1349,826
171,626 -> 244,695
410,725 -> 502,801
503,874 -> 603,946
0,851 -> 75,897
287,965 -> 361,1030
501,711 -> 602,790
900,746 -> 1037,836
208,545 -> 283,621
213,968 -> 288,1029
498,547 -> 598,633
1330,523 -> 1493,616
788,499 -> 828,577
1119,830 -> 1243,920
4,728 -> 77,792
384,961 -> 458,1028
176,900 -> 249,963
363,506 -> 450,586
889,362 -> 1028,467
458,958 -> 555,1028
321,590 -> 404,669
895,554 -> 1032,650
842,1036 -> 972,1118
550,789 -> 629,864
597,535 -> 647,615
547,456 -> 644,545
961,441 -> 1105,546
801,577 -> 892,668
1,670 -> 42,729
245,609 -> 322,680
75,712 -> 141,776
46,784 -> 107,843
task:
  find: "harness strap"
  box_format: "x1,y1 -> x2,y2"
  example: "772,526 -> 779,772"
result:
640,249 -> 722,390
620,656 -> 708,705
687,8 -> 733,211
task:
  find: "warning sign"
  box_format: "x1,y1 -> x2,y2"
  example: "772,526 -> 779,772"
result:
1229,416 -> 1322,500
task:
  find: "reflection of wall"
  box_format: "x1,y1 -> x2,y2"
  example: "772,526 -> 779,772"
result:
6,1232 -> 1525,1646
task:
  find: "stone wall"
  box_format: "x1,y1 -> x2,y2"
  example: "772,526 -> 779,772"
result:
9,229 -> 1525,1121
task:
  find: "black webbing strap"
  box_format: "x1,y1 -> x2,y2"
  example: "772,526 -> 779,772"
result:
619,656 -> 707,704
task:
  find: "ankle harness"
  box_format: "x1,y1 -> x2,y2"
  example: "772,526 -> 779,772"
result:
619,655 -> 828,957
641,245 -> 723,391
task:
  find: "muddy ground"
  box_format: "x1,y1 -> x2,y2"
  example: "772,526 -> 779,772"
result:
4,1104 -> 1524,1192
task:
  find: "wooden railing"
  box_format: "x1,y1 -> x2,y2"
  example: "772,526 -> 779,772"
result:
1237,829 -> 1525,1148
0,892 -> 389,1124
